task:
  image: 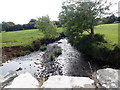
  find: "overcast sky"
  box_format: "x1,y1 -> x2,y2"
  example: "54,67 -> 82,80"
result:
0,0 -> 119,24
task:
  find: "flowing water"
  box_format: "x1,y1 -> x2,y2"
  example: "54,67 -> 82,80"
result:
0,38 -> 100,79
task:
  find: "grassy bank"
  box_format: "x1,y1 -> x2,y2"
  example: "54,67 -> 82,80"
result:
84,23 -> 119,44
2,23 -> 118,47
94,23 -> 118,44
2,28 -> 64,47
69,23 -> 120,66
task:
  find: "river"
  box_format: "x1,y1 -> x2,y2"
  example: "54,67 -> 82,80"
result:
0,38 -> 100,78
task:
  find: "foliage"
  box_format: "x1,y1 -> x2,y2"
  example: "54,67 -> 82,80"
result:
59,0 -> 112,36
35,16 -> 58,39
100,14 -> 118,24
48,49 -> 62,61
32,39 -> 41,51
39,45 -> 47,51
52,21 -> 62,27
53,49 -> 62,57
70,34 -> 120,65
13,50 -> 31,57
2,19 -> 37,31
48,53 -> 55,61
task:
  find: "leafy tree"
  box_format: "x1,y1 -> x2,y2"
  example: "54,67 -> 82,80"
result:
2,21 -> 15,31
28,19 -> 37,29
105,14 -> 117,24
35,16 -> 58,38
59,0 -> 113,37
29,19 -> 36,24
52,21 -> 62,27
117,17 -> 120,23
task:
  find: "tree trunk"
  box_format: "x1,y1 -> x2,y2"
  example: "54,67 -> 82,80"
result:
90,26 -> 94,36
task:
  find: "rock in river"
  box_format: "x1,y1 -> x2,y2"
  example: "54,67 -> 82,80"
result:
96,68 -> 120,89
41,75 -> 95,88
0,71 -> 17,84
5,72 -> 40,88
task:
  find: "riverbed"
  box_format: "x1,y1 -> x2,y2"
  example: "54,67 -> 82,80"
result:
0,38 -> 100,78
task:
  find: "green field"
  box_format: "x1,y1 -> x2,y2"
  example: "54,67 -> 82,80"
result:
84,23 -> 118,44
1,23 -> 119,47
2,28 -> 64,47
94,23 -> 118,44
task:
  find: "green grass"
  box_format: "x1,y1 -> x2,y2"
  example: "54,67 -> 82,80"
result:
84,23 -> 119,44
2,23 -> 118,47
2,29 -> 44,47
94,23 -> 118,44
2,28 -> 64,47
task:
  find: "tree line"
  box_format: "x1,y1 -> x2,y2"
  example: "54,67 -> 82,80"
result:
100,14 -> 120,24
2,19 -> 61,32
2,19 -> 37,31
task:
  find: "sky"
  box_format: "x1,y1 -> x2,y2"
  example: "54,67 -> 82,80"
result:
0,0 -> 120,24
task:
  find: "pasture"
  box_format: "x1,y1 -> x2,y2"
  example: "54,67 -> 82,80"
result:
2,28 -> 64,47
2,23 -> 119,47
94,23 -> 118,44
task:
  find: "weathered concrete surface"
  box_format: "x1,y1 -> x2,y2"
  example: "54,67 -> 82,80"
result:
41,76 -> 95,88
5,72 -> 40,88
0,71 -> 17,84
96,68 -> 120,88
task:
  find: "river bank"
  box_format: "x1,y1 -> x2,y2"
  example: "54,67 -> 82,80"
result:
0,38 -> 107,78
1,38 -> 120,89
2,32 -> 66,63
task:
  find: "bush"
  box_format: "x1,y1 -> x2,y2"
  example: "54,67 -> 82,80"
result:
69,34 -> 120,65
39,45 -> 47,51
20,50 -> 31,56
13,53 -> 21,57
32,39 -> 41,51
47,49 -> 62,61
53,49 -> 62,57
24,45 -> 34,52
13,50 -> 31,57
48,53 -> 55,61
94,34 -> 107,43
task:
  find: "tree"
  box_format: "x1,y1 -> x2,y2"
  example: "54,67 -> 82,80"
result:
35,16 -> 58,39
105,14 -> 117,24
28,19 -> 37,29
117,17 -> 120,22
52,21 -> 62,27
2,21 -> 15,31
59,0 -> 113,37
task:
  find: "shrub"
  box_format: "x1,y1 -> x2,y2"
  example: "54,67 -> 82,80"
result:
39,45 -> 47,51
94,34 -> 107,43
69,34 -> 120,65
24,45 -> 34,52
48,53 -> 55,61
13,50 -> 31,57
20,50 -> 31,56
32,39 -> 41,51
13,53 -> 21,57
53,49 -> 62,57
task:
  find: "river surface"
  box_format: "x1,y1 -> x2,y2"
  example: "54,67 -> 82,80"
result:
0,38 -> 100,78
